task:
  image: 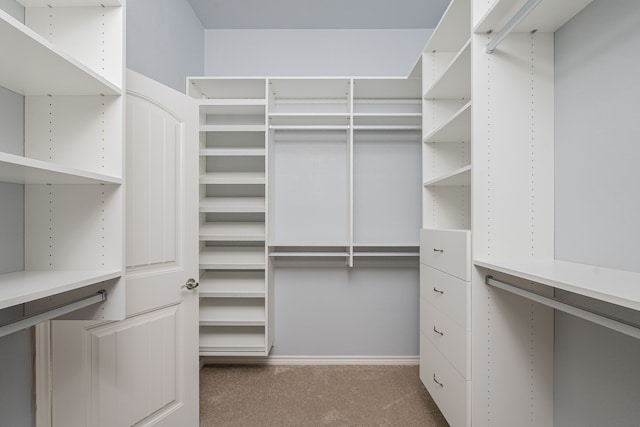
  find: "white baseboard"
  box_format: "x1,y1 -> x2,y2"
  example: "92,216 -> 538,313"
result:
201,355 -> 419,366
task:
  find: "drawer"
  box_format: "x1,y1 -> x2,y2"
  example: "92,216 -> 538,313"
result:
420,264 -> 470,330
420,334 -> 470,427
420,303 -> 470,378
420,228 -> 470,280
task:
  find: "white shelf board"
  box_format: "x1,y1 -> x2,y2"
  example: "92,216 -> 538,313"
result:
200,247 -> 265,270
353,252 -> 419,257
200,301 -> 265,326
352,243 -> 420,247
200,148 -> 266,157
423,101 -> 471,143
200,349 -> 266,356
424,165 -> 471,187
424,0 -> 470,52
0,152 -> 122,185
200,172 -> 265,185
0,10 -> 120,95
269,252 -> 349,257
199,271 -> 265,298
424,41 -> 471,99
474,259 -> 640,311
19,1 -> 122,6
200,197 -> 265,213
200,124 -> 266,133
199,99 -> 266,116
0,270 -> 121,310
200,222 -> 265,242
474,0 -> 594,34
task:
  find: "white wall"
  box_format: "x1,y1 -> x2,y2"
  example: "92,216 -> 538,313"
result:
127,0 -> 204,92
554,1 -> 640,425
204,29 -> 431,76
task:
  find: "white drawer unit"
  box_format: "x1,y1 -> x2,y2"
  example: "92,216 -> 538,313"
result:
420,334 -> 470,427
420,303 -> 470,378
420,228 -> 471,281
420,264 -> 470,329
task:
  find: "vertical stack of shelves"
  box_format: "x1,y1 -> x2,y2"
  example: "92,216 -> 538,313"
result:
0,1 -> 124,318
188,78 -> 271,356
351,78 -> 422,266
419,0 -> 472,426
267,78 -> 352,265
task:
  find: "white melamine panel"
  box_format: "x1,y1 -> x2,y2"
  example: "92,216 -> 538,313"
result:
188,78 -> 266,99
199,271 -> 265,298
423,186 -> 471,230
423,41 -> 471,100
200,298 -> 265,326
424,0 -> 470,52
352,115 -> 421,129
353,131 -> 421,244
422,99 -> 468,136
471,33 -> 554,261
420,334 -> 470,427
205,113 -> 264,126
269,79 -> 350,114
26,6 -> 123,88
25,184 -> 122,270
420,228 -> 470,280
199,222 -> 265,242
20,1 -> 122,6
421,303 -> 470,379
352,78 -> 421,100
25,95 -> 122,177
0,9 -> 120,95
199,101 -> 265,116
200,172 -> 265,185
423,141 -> 470,182
200,197 -> 265,213
205,131 -> 265,150
423,165 -> 471,187
420,264 -> 469,330
423,102 -> 470,143
269,114 -> 350,128
205,156 -> 264,174
199,326 -> 265,353
52,306 -> 181,427
200,148 -> 265,157
200,124 -> 265,132
270,131 -> 348,245
352,100 -> 421,115
473,0 -> 593,34
199,247 -> 265,270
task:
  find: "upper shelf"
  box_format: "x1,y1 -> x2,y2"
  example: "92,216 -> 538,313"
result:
0,269 -> 121,310
474,0 -> 594,34
423,101 -> 471,144
0,9 -> 121,95
424,0 -> 470,53
19,1 -> 123,5
474,259 -> 640,312
424,41 -> 471,99
188,78 -> 266,100
424,165 -> 471,187
0,152 -> 122,185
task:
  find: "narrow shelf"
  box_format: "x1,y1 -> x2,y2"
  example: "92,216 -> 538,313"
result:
199,325 -> 266,354
0,270 -> 121,310
353,252 -> 419,257
199,99 -> 266,115
474,259 -> 640,311
474,0 -> 593,34
200,148 -> 266,157
199,247 -> 265,270
269,252 -> 349,257
200,197 -> 265,213
20,1 -> 122,6
200,124 -> 266,133
424,0 -> 471,52
200,222 -> 266,242
423,101 -> 471,143
0,152 -> 122,185
200,172 -> 265,185
424,165 -> 471,187
199,271 -> 265,298
423,41 -> 471,100
200,298 -> 265,326
0,9 -> 121,95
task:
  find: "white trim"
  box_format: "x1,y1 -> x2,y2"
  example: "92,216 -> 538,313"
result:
34,322 -> 52,427
200,355 -> 419,366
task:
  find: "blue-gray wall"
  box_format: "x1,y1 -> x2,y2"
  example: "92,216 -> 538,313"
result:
204,29 -> 431,76
0,82 -> 31,427
126,0 -> 204,92
554,1 -> 640,425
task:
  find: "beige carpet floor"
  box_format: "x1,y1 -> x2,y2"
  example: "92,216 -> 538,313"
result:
200,365 -> 449,427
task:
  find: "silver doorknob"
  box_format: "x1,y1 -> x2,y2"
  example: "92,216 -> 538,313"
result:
183,278 -> 199,290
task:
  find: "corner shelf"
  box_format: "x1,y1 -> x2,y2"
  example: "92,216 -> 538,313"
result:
0,270 -> 121,310
423,101 -> 471,143
424,165 -> 471,187
0,9 -> 121,96
423,41 -> 471,100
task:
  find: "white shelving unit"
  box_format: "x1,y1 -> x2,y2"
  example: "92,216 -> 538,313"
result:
0,1 -> 124,319
189,78 -> 272,356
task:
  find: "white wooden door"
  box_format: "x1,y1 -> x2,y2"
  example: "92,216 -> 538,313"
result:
45,70 -> 199,427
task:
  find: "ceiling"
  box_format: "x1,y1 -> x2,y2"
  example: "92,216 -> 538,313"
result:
186,0 -> 450,30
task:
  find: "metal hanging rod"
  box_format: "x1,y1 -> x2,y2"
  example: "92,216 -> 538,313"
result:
485,276 -> 640,340
485,0 -> 543,54
0,290 -> 107,338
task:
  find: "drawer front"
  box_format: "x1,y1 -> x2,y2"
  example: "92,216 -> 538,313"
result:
420,334 -> 470,427
420,229 -> 470,280
421,264 -> 470,329
420,304 -> 469,378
